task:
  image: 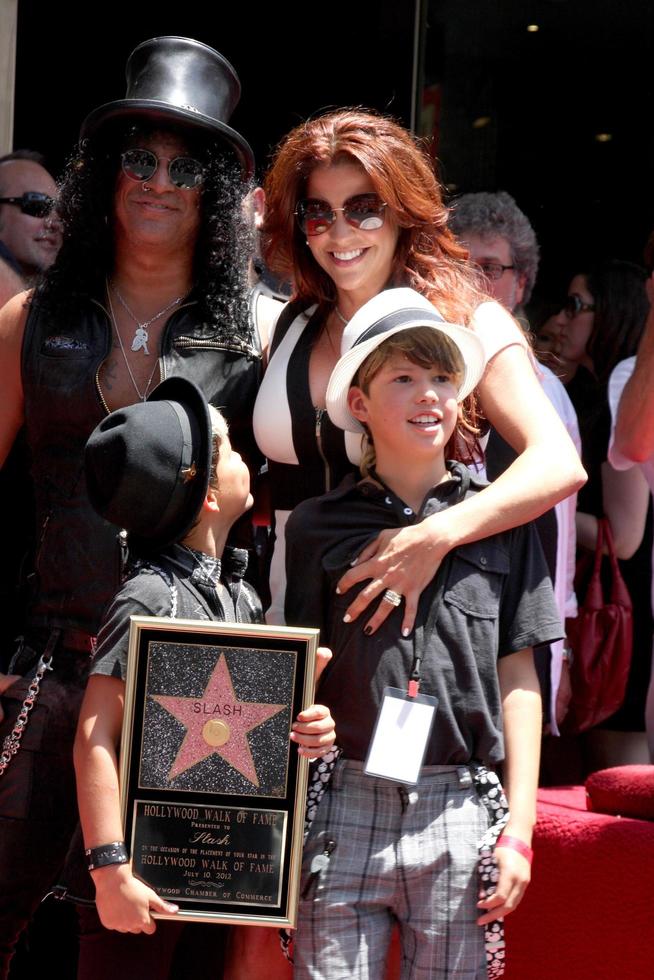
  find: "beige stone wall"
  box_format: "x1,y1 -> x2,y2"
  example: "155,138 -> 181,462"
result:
0,0 -> 17,153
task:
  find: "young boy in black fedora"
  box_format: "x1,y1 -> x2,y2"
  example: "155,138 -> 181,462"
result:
74,377 -> 334,978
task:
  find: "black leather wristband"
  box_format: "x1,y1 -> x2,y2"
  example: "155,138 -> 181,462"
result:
85,841 -> 129,872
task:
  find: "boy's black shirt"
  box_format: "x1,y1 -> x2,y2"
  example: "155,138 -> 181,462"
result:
284,462 -> 563,766
92,543 -> 262,682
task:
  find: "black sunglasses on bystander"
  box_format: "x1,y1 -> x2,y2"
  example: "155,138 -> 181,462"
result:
0,191 -> 55,217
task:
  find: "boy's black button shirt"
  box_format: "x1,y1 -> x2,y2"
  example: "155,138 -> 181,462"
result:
284,462 -> 563,766
92,544 -> 262,682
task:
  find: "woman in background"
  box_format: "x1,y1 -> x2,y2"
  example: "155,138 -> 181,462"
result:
556,259 -> 652,771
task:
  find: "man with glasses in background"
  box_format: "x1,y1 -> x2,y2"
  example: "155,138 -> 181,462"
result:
449,190 -> 581,748
449,189 -> 537,320
0,150 -> 62,290
0,37 -> 260,978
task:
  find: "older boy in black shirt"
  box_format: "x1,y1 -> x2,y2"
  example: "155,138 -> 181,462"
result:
285,289 -> 562,980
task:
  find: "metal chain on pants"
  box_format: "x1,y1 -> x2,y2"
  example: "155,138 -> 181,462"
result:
0,652 -> 54,777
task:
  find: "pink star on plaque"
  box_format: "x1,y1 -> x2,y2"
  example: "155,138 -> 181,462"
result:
152,654 -> 286,787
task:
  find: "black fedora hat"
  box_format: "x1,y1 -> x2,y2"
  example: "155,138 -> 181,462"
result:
85,377 -> 213,551
80,36 -> 254,177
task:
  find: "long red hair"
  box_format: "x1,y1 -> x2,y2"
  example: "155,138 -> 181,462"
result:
262,108 -> 484,323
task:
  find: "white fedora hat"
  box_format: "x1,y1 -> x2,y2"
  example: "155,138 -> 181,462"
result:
326,287 -> 486,433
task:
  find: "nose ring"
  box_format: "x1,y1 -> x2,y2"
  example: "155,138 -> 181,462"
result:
142,182 -> 151,193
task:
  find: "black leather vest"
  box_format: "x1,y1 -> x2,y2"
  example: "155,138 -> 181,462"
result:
21,295 -> 262,635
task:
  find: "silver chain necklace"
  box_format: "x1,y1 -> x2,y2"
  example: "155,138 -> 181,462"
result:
110,281 -> 183,356
334,306 -> 349,326
107,285 -> 161,402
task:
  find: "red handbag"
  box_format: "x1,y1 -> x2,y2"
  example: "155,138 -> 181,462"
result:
563,517 -> 633,734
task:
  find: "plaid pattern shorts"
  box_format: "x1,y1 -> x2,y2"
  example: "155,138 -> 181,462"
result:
294,760 -> 492,980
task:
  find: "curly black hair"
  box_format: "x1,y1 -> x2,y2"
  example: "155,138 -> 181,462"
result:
36,120 -> 255,347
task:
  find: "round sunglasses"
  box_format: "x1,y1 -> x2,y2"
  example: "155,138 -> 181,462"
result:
295,193 -> 387,236
120,148 -> 205,190
0,191 -> 55,218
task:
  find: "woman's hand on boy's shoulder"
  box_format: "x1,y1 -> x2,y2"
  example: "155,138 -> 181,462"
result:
336,517 -> 452,636
476,845 -> 531,925
290,703 -> 335,758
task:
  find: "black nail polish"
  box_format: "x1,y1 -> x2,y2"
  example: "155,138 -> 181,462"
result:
364,625 -> 372,635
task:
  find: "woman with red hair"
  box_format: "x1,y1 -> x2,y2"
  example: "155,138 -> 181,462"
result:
253,108 -> 585,632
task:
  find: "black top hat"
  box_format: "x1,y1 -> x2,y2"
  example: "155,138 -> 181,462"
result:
80,36 -> 254,177
85,377 -> 213,551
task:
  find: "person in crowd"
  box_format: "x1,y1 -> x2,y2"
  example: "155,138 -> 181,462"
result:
254,109 -> 585,636
0,152 -> 63,670
448,189 -> 537,322
240,185 -> 289,608
285,288 -> 561,979
532,311 -> 577,383
75,378 -> 334,975
609,233 -> 654,760
449,189 -> 580,734
555,259 -> 652,770
0,149 -> 62,286
245,185 -> 291,307
0,36 -> 260,977
241,185 -> 289,358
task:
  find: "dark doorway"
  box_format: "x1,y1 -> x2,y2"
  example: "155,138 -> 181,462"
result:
417,0 -> 654,314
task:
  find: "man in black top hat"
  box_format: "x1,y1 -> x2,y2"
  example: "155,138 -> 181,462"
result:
0,37 -> 260,976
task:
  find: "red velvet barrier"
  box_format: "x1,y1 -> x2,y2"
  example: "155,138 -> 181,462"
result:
504,786 -> 654,979
586,764 -> 654,819
385,785 -> 654,979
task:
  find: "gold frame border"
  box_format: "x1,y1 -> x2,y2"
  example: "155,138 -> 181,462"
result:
119,616 -> 318,927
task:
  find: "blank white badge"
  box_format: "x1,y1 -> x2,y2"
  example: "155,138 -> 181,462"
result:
364,686 -> 437,785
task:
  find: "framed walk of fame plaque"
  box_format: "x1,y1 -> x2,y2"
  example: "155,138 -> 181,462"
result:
119,617 -> 318,927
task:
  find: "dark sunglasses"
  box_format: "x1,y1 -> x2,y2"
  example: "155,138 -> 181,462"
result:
120,148 -> 205,190
295,193 -> 387,236
562,293 -> 595,318
0,191 -> 55,217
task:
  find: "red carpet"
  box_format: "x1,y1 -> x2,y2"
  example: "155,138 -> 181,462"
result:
503,785 -> 654,979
